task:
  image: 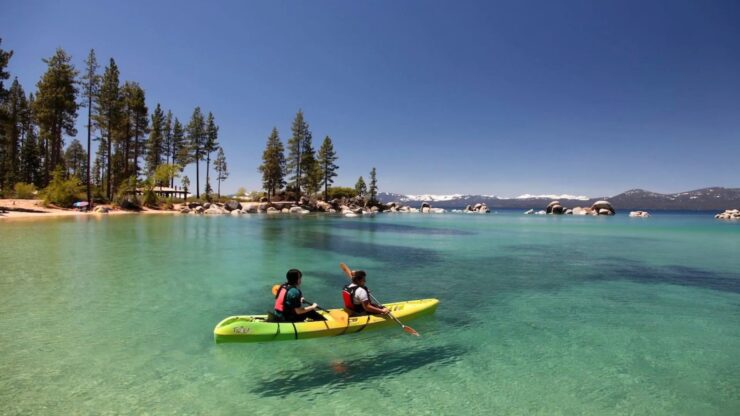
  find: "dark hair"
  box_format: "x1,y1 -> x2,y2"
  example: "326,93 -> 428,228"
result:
286,269 -> 302,285
352,270 -> 366,283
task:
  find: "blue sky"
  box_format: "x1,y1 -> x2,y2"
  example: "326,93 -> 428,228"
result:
2,0 -> 739,197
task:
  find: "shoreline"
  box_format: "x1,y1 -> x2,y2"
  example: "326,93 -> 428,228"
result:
0,199 -> 178,221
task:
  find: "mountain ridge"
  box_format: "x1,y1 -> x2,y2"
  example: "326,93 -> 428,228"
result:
377,187 -> 740,211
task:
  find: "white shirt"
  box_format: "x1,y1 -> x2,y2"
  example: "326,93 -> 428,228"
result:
348,284 -> 369,305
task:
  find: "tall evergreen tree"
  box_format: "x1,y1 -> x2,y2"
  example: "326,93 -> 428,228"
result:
64,139 -> 87,180
355,176 -> 367,198
259,127 -> 286,201
121,81 -> 147,178
301,133 -> 321,197
162,110 -> 173,173
171,117 -> 187,188
1,79 -> 26,188
19,93 -> 40,186
369,167 -> 378,204
0,39 -> 12,193
80,49 -> 99,204
94,58 -> 121,200
33,48 -> 79,186
317,135 -> 338,200
186,107 -> 206,198
287,110 -> 311,199
204,112 -> 219,199
213,146 -> 228,198
146,103 -> 164,176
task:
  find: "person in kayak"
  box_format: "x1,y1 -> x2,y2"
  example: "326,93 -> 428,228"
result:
342,270 -> 390,316
274,269 -> 326,322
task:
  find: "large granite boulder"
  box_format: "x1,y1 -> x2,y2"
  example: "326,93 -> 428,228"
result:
224,200 -> 242,212
179,207 -> 191,214
188,202 -> 202,209
590,200 -> 615,215
205,206 -> 225,215
715,209 -> 740,220
546,201 -> 565,215
316,201 -> 332,212
266,207 -> 279,214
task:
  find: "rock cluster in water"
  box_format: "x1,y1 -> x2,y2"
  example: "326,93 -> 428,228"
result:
525,200 -> 616,216
715,209 -> 740,220
629,210 -> 650,217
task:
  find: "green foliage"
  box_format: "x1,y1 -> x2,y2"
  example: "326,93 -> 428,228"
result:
113,176 -> 140,209
42,168 -> 83,208
32,48 -> 79,181
213,147 -> 228,197
236,187 -> 247,197
64,139 -> 87,180
354,176 -> 367,197
94,58 -> 121,199
186,107 -> 206,198
327,187 -> 358,200
260,127 -> 286,201
146,103 -> 164,175
318,136 -> 338,200
14,182 -> 36,199
286,110 -> 311,197
369,167 -> 378,204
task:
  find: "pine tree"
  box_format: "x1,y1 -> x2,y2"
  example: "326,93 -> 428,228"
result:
0,39 -> 11,97
204,112 -> 219,199
181,175 -> 190,201
259,127 -> 286,201
94,58 -> 121,200
33,48 -> 79,187
317,135 -> 338,200
369,167 -> 378,204
122,81 -> 147,178
64,139 -> 87,180
0,39 -> 12,194
1,79 -> 26,188
162,110 -> 173,174
19,93 -> 40,186
186,107 -> 205,198
213,146 -> 228,198
301,133 -> 321,197
286,110 -> 311,199
171,117 -> 187,188
80,49 -> 99,204
146,103 -> 164,176
355,176 -> 367,198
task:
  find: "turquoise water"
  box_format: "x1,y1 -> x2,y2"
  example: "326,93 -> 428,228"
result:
1,212 -> 739,415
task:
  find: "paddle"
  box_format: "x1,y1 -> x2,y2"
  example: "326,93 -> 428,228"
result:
339,263 -> 420,337
271,284 -> 330,313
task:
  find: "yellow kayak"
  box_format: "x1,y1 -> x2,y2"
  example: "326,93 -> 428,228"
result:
214,298 -> 439,343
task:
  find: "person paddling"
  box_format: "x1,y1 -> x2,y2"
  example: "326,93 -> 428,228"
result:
342,270 -> 390,316
274,269 -> 326,322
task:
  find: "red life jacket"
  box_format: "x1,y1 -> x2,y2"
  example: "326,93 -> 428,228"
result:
342,284 -> 368,313
274,283 -> 302,318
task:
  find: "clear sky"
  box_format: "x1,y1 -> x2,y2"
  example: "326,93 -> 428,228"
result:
2,0 -> 739,197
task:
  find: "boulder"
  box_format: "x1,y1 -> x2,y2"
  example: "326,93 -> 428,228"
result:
188,202 -> 202,209
224,201 -> 242,212
203,202 -> 211,209
230,209 -> 241,216
370,206 -> 379,213
421,202 -> 431,210
93,206 -> 110,214
259,197 -> 269,202
524,209 -> 534,215
629,211 -> 650,218
258,202 -> 271,211
591,200 -> 615,215
328,208 -> 337,213
194,206 -> 205,214
281,208 -> 290,213
598,208 -> 613,216
205,206 -> 225,215
179,207 -> 191,214
266,207 -> 279,214
289,206 -> 304,213
430,208 -> 446,214
571,207 -> 587,216
316,201 -> 332,212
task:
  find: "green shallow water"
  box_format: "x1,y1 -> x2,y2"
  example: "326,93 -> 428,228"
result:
1,212 -> 739,415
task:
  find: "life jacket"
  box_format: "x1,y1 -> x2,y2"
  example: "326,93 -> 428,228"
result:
342,283 -> 368,313
274,283 -> 302,318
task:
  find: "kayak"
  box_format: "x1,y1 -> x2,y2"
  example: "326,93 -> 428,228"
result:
214,298 -> 439,343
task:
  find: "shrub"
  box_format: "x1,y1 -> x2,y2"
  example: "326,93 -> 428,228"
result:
42,169 -> 84,208
14,182 -> 37,199
114,177 -> 141,210
327,187 -> 358,200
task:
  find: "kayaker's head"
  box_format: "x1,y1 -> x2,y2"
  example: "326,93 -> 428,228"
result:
286,269 -> 302,286
351,270 -> 366,285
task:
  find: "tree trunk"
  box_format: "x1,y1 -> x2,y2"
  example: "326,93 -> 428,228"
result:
107,115 -> 112,201
195,154 -> 200,199
86,94 -> 92,205
206,154 -> 210,200
217,178 -> 221,198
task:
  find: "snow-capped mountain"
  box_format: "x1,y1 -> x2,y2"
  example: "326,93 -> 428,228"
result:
378,187 -> 740,210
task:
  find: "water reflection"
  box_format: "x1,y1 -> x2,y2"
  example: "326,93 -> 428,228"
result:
250,344 -> 468,397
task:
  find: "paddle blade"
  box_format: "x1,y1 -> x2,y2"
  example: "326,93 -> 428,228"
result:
271,284 -> 280,296
403,326 -> 421,337
339,263 -> 353,279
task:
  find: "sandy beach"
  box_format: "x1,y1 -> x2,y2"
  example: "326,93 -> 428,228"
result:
0,199 -> 177,221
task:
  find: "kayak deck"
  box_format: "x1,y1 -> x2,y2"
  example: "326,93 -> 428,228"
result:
214,298 -> 439,343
